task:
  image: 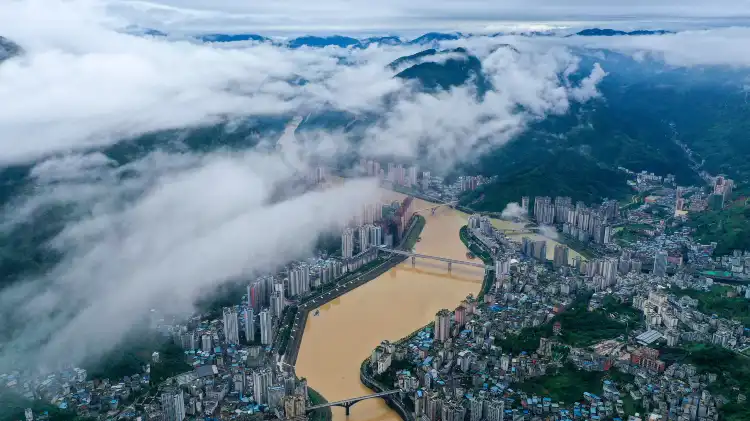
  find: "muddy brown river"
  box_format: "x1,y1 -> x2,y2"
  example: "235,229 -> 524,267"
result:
295,193 -> 580,421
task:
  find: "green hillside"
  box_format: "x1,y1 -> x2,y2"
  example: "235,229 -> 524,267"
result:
393,48 -> 490,94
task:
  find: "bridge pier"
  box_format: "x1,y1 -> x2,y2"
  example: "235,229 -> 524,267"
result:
448,261 -> 452,273
345,403 -> 352,416
411,256 -> 415,267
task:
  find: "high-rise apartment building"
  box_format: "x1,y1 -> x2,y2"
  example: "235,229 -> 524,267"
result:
494,258 -> 510,281
532,240 -> 547,261
654,250 -> 668,277
421,171 -> 431,191
161,388 -> 186,421
283,395 -> 307,419
442,401 -> 467,421
363,202 -> 380,225
223,307 -> 240,345
603,257 -> 618,286
270,291 -> 284,319
252,369 -> 273,405
358,225 -> 370,254
407,166 -> 418,187
272,280 -> 285,315
341,228 -> 355,259
426,392 -> 443,421
369,225 -> 383,247
553,244 -> 569,268
533,196 -> 555,225
469,397 -> 484,421
201,334 -> 212,353
260,310 -> 274,345
434,309 -> 451,342
288,265 -> 310,297
244,309 -> 255,343
179,332 -> 196,351
247,280 -> 262,314
485,399 -> 504,421
454,305 -> 466,327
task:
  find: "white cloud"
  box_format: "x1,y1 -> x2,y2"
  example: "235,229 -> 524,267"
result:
0,0 -> 408,164
0,0 -> 614,371
538,224 -> 559,240
501,202 -> 527,219
562,27 -> 750,68
0,149 -> 381,370
571,62 -> 607,101
359,40 -> 606,169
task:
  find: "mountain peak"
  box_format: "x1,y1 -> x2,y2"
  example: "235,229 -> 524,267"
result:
197,33 -> 268,43
288,35 -> 361,49
391,47 -> 490,95
573,28 -> 675,37
408,32 -> 462,45
0,36 -> 22,62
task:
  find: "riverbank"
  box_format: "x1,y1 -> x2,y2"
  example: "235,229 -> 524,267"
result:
459,225 -> 495,300
285,215 -> 425,366
359,359 -> 415,421
354,225 -> 495,421
308,386 -> 333,421
295,196 -> 483,421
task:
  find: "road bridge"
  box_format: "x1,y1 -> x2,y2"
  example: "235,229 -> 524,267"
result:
306,390 -> 401,415
412,200 -> 458,216
378,247 -> 492,272
496,228 -> 536,235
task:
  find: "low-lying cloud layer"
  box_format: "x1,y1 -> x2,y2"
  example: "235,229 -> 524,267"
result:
7,0 -> 749,371
563,27 -> 750,67
0,149 -> 381,370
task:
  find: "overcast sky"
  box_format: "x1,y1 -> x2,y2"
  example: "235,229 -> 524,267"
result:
106,0 -> 750,34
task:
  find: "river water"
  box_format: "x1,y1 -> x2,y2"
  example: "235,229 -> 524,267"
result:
295,194 -> 580,421
487,219 -> 583,264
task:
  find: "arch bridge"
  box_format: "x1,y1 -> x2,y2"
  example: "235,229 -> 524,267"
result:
496,228 -> 536,235
306,389 -> 401,415
412,200 -> 458,215
378,247 -> 492,272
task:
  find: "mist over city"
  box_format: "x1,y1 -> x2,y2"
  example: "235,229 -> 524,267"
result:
3,0 -> 750,420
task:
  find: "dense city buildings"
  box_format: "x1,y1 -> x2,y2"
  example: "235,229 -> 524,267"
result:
434,309 -> 452,342
362,169 -> 750,421
161,388 -> 186,421
341,228 -> 355,259
222,307 -> 240,345
245,308 -> 255,343
9,165 -> 750,421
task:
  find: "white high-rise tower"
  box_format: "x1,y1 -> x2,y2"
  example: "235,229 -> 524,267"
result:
223,307 -> 240,345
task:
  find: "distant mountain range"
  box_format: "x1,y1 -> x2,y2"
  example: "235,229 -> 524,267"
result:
0,36 -> 21,62
119,28 -> 677,47
4,30 -> 737,217
570,28 -> 675,37
298,47 -> 749,212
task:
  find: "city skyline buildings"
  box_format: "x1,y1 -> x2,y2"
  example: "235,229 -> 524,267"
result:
252,368 -> 273,405
161,388 -> 186,421
654,250 -> 668,277
434,309 -> 451,342
244,308 -> 255,344
288,264 -> 311,297
222,307 -> 240,345
342,228 -> 355,259
260,309 -> 274,346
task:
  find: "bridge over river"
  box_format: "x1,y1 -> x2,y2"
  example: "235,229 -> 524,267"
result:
306,390 -> 402,416
378,247 -> 492,272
